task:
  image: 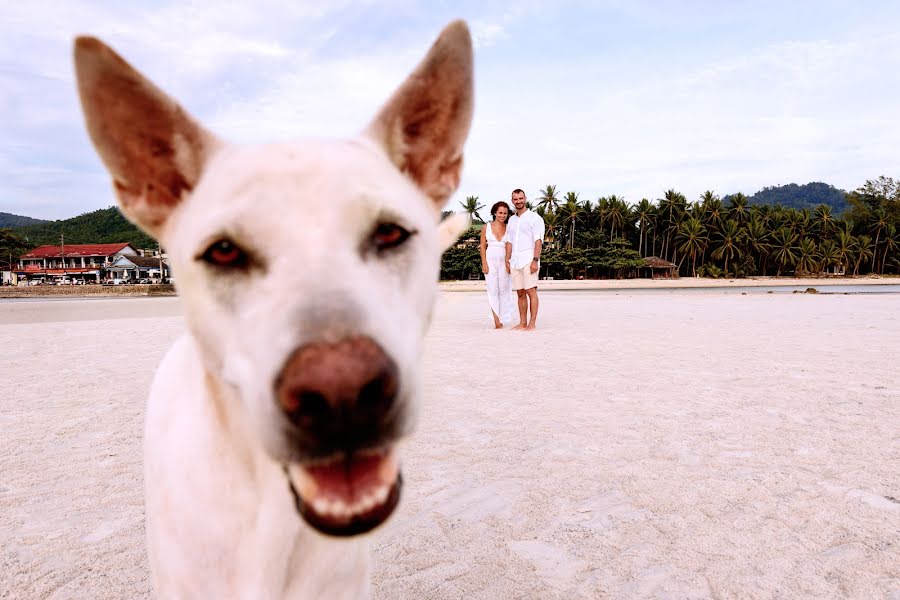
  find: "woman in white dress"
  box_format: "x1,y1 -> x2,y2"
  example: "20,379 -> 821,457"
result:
480,201 -> 515,329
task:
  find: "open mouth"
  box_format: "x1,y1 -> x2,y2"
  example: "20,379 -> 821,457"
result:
284,447 -> 401,537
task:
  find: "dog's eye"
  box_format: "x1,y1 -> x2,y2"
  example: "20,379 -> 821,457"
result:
201,239 -> 248,268
372,223 -> 412,251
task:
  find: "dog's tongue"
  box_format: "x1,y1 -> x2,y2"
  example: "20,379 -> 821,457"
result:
286,449 -> 401,537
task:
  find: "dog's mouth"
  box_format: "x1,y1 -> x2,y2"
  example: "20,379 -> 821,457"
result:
284,446 -> 401,537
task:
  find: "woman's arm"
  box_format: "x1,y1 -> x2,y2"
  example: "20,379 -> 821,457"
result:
480,224 -> 489,273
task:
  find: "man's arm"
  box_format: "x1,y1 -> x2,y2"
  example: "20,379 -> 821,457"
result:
505,240 -> 512,273
530,239 -> 542,273
530,215 -> 545,273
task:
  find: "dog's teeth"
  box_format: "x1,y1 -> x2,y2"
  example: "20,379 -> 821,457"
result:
312,498 -> 329,515
374,484 -> 390,504
354,493 -> 374,514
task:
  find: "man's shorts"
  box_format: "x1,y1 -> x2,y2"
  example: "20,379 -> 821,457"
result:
511,262 -> 539,291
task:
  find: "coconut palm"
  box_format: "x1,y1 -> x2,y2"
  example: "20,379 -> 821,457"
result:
537,185 -> 561,214
852,235 -> 874,275
659,189 -> 687,263
818,240 -> 840,275
459,196 -> 484,223
676,217 -> 709,277
880,224 -> 899,273
541,210 -> 560,248
711,220 -> 743,275
869,208 -> 889,273
770,227 -> 798,276
606,195 -> 628,239
795,237 -> 819,276
813,204 -> 835,241
834,229 -> 856,275
743,217 -> 770,275
634,198 -> 653,256
703,195 -> 726,234
557,196 -> 584,248
728,192 -> 750,225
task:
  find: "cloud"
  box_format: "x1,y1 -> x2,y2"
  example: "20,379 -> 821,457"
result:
2,1 -> 899,222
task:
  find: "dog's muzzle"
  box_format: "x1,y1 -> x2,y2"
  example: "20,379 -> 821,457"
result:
275,336 -> 403,536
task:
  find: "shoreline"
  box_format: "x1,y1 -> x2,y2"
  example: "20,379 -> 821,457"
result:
1,276 -> 896,299
439,275 -> 900,292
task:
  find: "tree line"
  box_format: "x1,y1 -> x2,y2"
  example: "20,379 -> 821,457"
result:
446,176 -> 900,280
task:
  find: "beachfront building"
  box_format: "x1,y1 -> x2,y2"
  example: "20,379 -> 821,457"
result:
15,243 -> 139,284
106,254 -> 170,282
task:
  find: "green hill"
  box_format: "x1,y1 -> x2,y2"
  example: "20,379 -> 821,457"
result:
0,212 -> 49,228
726,182 -> 849,214
15,207 -> 156,249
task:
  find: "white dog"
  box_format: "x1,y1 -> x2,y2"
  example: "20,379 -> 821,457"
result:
73,21 -> 473,598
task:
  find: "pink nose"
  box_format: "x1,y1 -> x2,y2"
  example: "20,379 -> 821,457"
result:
275,336 -> 398,449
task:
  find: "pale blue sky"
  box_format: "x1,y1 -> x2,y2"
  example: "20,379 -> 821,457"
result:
2,0 -> 899,221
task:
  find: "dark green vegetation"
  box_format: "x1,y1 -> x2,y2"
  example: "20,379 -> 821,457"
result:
12,207 -> 155,249
728,182 -> 848,214
4,178 -> 898,281
0,212 -> 48,228
446,177 -> 900,280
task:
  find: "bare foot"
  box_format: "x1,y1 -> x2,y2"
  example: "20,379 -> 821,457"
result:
494,322 -> 503,329
512,323 -> 526,330
525,323 -> 537,330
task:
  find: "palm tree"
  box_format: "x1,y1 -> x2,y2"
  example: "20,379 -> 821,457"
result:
835,229 -> 856,275
853,235 -> 874,275
635,198 -> 653,257
703,195 -> 726,234
594,196 -> 610,238
795,238 -> 819,276
880,224 -> 899,274
606,195 -> 627,239
541,210 -> 560,249
869,208 -> 888,273
813,204 -> 835,241
818,240 -> 840,275
557,196 -> 583,248
770,227 -> 798,276
743,217 -> 770,275
459,196 -> 484,223
728,193 -> 750,225
711,220 -> 743,275
785,209 -> 804,235
676,217 -> 709,277
537,185 -> 561,214
660,189 -> 687,263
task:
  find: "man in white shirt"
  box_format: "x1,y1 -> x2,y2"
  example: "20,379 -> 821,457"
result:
505,188 -> 544,330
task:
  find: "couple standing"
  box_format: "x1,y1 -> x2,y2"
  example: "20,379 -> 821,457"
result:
479,188 -> 545,330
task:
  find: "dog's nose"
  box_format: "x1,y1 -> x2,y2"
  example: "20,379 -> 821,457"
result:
275,336 -> 398,452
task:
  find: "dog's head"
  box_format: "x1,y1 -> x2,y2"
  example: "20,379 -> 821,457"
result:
73,22 -> 473,537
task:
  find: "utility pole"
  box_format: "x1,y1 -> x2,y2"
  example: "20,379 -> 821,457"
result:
60,233 -> 65,274
158,242 -> 164,283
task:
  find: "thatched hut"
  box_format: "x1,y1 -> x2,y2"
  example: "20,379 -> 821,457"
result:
641,256 -> 678,279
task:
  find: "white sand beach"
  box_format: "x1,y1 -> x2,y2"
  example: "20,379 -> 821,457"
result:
1,291 -> 898,599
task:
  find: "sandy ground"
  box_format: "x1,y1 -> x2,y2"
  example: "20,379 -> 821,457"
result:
439,276 -> 900,292
1,292 -> 898,599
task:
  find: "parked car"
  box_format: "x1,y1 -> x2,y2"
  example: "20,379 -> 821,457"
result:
139,278 -> 151,284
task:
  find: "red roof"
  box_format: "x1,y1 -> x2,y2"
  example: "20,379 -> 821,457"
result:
21,243 -> 133,259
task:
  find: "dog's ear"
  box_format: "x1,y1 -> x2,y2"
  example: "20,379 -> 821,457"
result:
365,20 -> 474,210
73,37 -> 219,238
437,213 -> 471,250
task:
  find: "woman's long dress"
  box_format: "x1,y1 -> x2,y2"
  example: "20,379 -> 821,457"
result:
485,223 -> 514,324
